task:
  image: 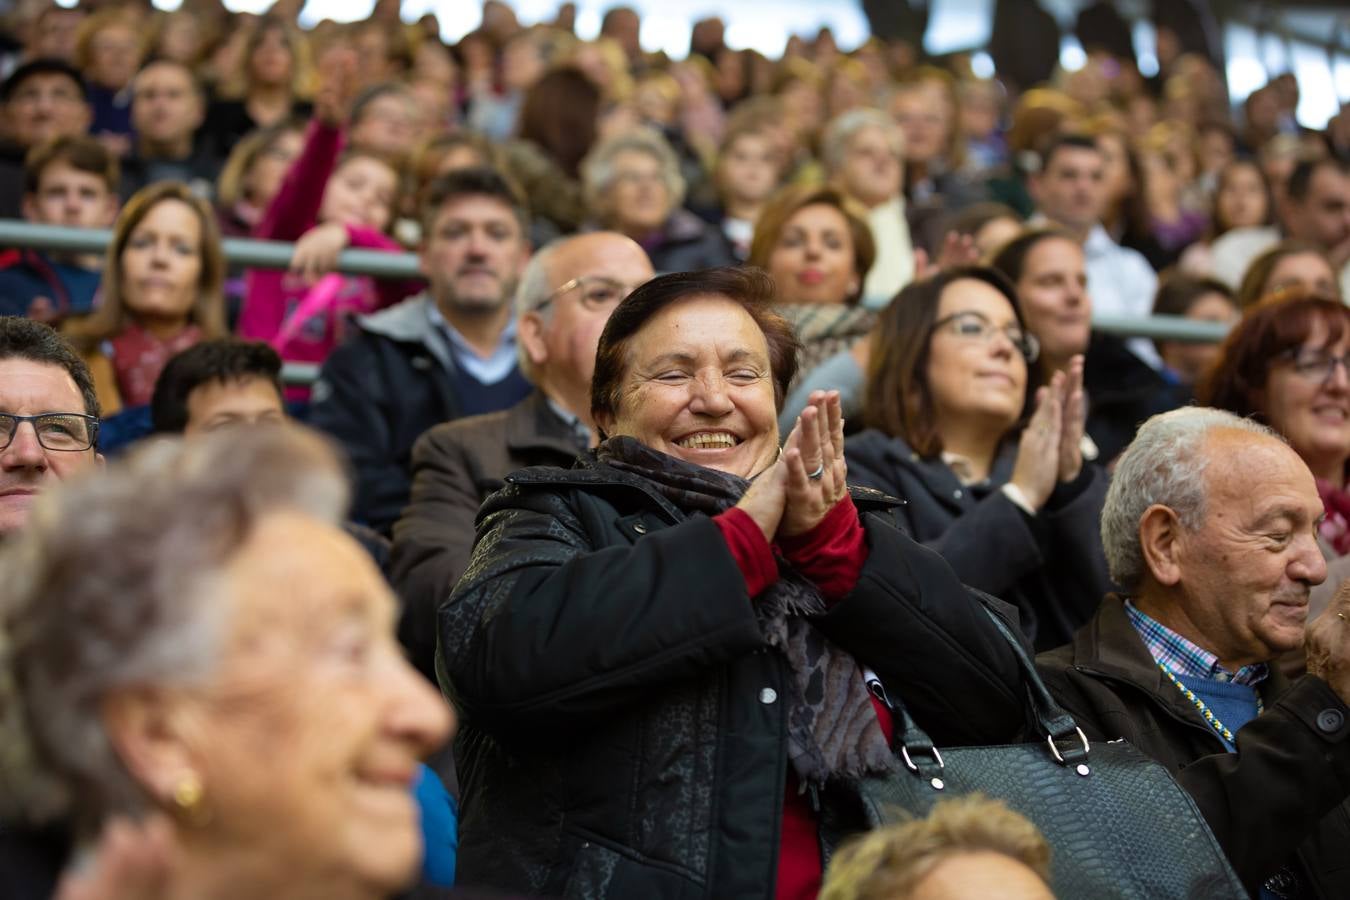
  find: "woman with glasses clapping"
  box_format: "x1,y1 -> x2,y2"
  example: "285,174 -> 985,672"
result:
844,267 -> 1113,651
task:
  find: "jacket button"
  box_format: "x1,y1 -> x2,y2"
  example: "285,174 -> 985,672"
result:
1316,709 -> 1345,734
759,688 -> 777,704
952,489 -> 963,499
633,523 -> 647,534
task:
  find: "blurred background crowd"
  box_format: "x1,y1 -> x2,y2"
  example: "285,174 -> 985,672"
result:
4,0 -> 1350,898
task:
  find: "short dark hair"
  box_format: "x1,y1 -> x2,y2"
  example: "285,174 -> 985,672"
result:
0,58 -> 86,104
590,266 -> 799,432
0,316 -> 100,420
1039,133 -> 1101,172
863,267 -> 1030,457
150,339 -> 283,433
23,134 -> 119,196
1286,157 -> 1350,206
1151,273 -> 1236,357
419,166 -> 530,237
1152,273 -> 1234,319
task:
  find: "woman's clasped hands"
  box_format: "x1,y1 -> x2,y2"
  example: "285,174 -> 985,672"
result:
737,390 -> 849,542
1010,354 -> 1087,511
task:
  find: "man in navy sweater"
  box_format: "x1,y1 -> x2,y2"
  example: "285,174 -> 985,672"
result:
1038,407 -> 1350,900
309,167 -> 533,535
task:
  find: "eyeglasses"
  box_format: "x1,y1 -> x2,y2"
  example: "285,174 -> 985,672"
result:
0,413 -> 100,452
1280,348 -> 1350,384
536,275 -> 640,313
931,311 -> 1040,363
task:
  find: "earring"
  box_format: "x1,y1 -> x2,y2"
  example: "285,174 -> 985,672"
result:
172,775 -> 210,826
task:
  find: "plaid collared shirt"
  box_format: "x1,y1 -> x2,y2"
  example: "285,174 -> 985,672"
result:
1124,599 -> 1269,687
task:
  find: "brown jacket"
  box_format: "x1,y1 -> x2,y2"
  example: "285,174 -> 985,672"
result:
1037,595 -> 1350,898
390,390 -> 587,679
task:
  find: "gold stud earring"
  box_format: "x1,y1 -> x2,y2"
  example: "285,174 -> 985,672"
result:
172,775 -> 209,825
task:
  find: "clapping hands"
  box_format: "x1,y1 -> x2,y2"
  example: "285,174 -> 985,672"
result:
735,391 -> 849,542
1009,356 -> 1087,511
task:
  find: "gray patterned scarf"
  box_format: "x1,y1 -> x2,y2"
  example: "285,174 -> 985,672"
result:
596,436 -> 896,784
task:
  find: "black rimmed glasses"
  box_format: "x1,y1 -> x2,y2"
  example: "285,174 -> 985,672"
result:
0,413 -> 100,451
536,276 -> 640,313
931,311 -> 1040,363
1280,348 -> 1350,384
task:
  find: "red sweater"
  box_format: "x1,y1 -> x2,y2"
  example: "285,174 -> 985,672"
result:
712,496 -> 889,900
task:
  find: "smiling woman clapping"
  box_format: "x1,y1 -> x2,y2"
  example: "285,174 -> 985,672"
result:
438,266 -> 1027,900
845,267 -> 1114,651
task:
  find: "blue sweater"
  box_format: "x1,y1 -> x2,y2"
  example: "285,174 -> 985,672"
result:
1186,676 -> 1261,750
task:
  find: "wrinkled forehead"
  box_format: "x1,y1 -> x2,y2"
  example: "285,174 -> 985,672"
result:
625,295 -> 769,367
1201,430 -> 1318,510
0,358 -> 84,415
221,512 -> 393,648
551,235 -> 654,286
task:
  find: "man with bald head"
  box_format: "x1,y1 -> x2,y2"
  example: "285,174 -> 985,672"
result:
391,231 -> 654,677
1038,407 -> 1350,898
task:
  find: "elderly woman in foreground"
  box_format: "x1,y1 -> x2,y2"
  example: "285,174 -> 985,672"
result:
439,267 -> 1026,899
0,427 -> 452,899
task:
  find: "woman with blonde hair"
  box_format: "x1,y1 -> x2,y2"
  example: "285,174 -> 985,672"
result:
63,182 -> 227,415
821,795 -> 1054,900
204,16 -> 314,155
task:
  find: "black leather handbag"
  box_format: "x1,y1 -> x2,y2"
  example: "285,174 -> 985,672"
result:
821,608 -> 1249,900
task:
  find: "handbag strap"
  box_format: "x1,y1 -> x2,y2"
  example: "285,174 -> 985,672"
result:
876,591 -> 1091,769
971,593 -> 1084,746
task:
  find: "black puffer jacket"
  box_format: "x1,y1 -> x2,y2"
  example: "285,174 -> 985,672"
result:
845,429 -> 1113,651
438,459 -> 1027,899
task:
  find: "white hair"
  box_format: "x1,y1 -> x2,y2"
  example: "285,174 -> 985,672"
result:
581,127 -> 687,218
820,107 -> 905,175
1100,407 -> 1282,590
513,239 -> 564,382
0,427 -> 348,830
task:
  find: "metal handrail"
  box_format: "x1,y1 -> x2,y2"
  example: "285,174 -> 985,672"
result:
0,220 -> 423,280
0,220 -> 1233,360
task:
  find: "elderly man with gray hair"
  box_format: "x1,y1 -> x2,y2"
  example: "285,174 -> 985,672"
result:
390,231 -> 654,679
1037,407 -> 1350,898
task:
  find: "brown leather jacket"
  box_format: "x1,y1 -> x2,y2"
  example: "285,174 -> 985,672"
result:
1037,595 -> 1350,899
390,390 -> 587,680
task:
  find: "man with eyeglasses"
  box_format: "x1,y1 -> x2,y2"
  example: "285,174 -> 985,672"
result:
0,316 -> 103,539
391,231 -> 654,679
310,167 -> 534,536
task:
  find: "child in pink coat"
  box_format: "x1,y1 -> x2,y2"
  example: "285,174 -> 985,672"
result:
237,50 -> 421,385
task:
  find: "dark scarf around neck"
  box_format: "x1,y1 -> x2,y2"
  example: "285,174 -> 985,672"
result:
595,436 -> 895,784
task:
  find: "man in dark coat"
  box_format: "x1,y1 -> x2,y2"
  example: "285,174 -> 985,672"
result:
391,231 -> 654,678
308,168 -> 534,534
1037,408 -> 1350,899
